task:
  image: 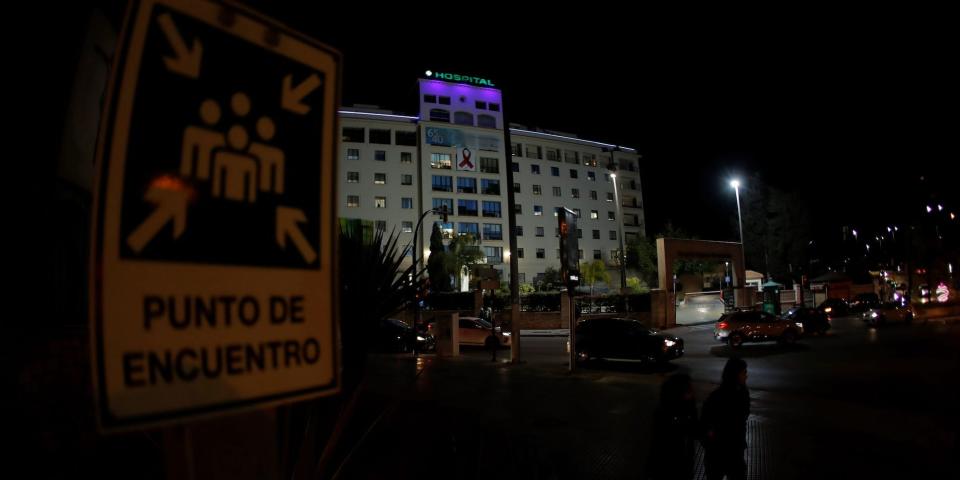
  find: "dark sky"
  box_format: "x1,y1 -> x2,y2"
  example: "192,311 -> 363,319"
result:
249,8 -> 956,245
37,2 -> 960,245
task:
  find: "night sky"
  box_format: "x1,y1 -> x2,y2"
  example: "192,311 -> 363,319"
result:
251,7 -> 957,246
37,3 -> 960,246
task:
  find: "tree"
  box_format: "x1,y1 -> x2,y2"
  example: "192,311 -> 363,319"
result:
580,260 -> 611,296
626,236 -> 659,287
427,223 -> 451,292
627,276 -> 650,293
537,266 -> 563,291
444,233 -> 483,290
338,220 -> 422,377
739,173 -> 812,283
519,283 -> 536,294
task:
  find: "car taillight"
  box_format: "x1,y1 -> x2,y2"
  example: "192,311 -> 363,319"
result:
718,321 -> 729,330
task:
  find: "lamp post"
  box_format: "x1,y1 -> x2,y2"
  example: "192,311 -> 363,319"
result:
410,205 -> 448,356
730,180 -> 747,304
611,172 -> 627,291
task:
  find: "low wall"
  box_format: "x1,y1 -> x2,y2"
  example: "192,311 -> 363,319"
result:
915,302 -> 960,321
489,310 -> 652,330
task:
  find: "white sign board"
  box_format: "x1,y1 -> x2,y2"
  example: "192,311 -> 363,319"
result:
90,0 -> 340,431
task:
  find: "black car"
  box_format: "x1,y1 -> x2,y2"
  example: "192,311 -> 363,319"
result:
375,318 -> 436,353
575,317 -> 683,364
817,298 -> 850,318
848,293 -> 881,314
782,307 -> 830,335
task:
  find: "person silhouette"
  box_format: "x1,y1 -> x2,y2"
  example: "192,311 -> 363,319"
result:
700,357 -> 750,480
180,99 -> 225,180
212,124 -> 258,203
249,116 -> 285,194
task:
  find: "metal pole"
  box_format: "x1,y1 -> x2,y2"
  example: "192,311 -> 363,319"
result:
411,208 -> 437,357
734,184 -> 745,307
612,169 -> 627,291
500,89 -> 522,363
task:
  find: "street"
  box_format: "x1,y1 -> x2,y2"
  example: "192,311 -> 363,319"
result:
338,316 -> 960,479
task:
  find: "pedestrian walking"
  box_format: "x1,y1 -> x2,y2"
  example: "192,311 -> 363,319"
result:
700,357 -> 750,480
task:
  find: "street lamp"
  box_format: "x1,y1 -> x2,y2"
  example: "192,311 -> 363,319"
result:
730,179 -> 746,282
610,172 -> 627,290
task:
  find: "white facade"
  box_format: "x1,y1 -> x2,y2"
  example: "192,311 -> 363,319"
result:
336,78 -> 645,289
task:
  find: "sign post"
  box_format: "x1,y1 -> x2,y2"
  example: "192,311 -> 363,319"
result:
558,207 -> 579,371
90,0 -> 340,432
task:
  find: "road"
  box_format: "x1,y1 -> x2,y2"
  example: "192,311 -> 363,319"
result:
337,315 -> 960,478
510,316 -> 960,478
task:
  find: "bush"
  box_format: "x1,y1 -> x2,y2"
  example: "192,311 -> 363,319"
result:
576,293 -> 651,313
521,292 -> 562,312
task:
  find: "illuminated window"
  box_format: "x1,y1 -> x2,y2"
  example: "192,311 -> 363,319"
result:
431,153 -> 452,169
429,108 -> 450,122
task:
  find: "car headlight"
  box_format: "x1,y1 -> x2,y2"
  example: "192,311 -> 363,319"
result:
502,332 -> 511,337
870,312 -> 878,318
416,336 -> 426,341
795,322 -> 804,328
824,307 -> 832,313
664,339 -> 676,347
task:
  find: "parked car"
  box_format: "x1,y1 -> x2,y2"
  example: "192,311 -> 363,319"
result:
419,316 -> 512,348
862,302 -> 915,326
375,318 -> 436,353
817,298 -> 850,318
715,310 -> 803,348
782,306 -> 830,335
849,293 -> 881,314
574,317 -> 684,364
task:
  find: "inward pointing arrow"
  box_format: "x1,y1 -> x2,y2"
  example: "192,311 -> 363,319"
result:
127,186 -> 190,253
157,13 -> 202,79
282,74 -> 321,114
277,206 -> 317,264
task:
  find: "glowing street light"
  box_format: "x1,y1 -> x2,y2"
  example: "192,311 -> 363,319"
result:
730,179 -> 745,275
